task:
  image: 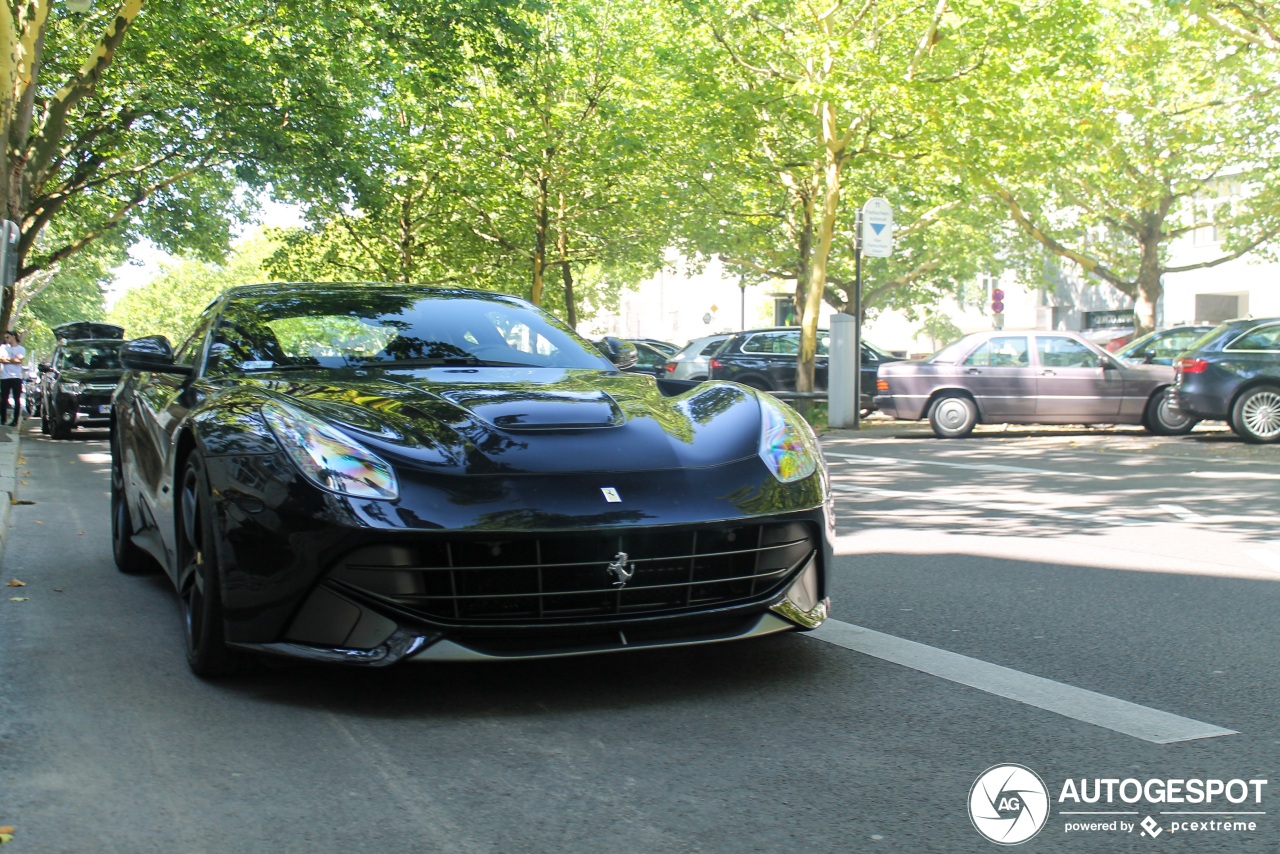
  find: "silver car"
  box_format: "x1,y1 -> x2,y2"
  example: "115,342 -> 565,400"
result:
874,330 -> 1197,438
664,334 -> 731,381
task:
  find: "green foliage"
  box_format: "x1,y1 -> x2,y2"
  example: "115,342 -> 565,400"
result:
108,232 -> 276,342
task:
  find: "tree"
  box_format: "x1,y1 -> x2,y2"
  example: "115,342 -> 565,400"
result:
108,230 -> 276,341
270,0 -> 694,330
671,0 -> 1082,394
969,1 -> 1280,335
1,0 -> 535,333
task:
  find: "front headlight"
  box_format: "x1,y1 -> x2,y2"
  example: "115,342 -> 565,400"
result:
263,401 -> 399,500
60,381 -> 82,395
757,397 -> 819,483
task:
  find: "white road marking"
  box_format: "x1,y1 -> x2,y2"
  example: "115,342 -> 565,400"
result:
1157,504 -> 1205,521
1244,548 -> 1280,573
824,451 -> 1114,480
807,620 -> 1238,744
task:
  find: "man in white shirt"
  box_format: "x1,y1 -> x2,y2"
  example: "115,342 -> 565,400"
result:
0,330 -> 26,426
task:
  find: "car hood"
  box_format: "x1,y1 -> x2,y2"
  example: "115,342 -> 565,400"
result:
55,369 -> 124,383
205,368 -> 767,475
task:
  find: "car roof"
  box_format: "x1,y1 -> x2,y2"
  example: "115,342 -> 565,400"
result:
52,321 -> 125,341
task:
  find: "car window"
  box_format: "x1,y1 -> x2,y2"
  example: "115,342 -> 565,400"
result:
742,332 -> 798,355
1227,323 -> 1280,352
1150,331 -> 1204,359
1036,336 -> 1098,368
698,339 -> 727,357
963,336 -> 1030,368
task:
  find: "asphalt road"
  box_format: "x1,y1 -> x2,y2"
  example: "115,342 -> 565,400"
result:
1,419 -> 1278,853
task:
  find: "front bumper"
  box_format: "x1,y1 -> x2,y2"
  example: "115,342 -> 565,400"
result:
56,392 -> 114,428
206,451 -> 834,665
234,552 -> 830,665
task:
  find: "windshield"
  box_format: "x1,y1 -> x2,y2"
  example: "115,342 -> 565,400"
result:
928,334 -> 981,364
60,342 -> 123,370
207,287 -> 613,374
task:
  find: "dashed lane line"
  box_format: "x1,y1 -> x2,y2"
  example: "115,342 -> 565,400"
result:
807,620 -> 1238,744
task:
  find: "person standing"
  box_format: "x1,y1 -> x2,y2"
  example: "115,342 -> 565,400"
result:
0,330 -> 25,426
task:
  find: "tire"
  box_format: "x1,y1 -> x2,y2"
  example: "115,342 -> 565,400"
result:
40,406 -> 49,434
111,438 -> 152,574
928,394 -> 978,438
178,455 -> 248,677
1229,385 -> 1280,444
1144,387 -> 1198,436
51,409 -> 71,440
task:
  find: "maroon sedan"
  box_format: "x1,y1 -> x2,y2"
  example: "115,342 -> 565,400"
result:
873,330 -> 1196,438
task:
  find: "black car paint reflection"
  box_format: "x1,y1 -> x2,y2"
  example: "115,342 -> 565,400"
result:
112,283 -> 832,675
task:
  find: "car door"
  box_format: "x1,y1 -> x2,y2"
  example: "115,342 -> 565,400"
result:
1033,334 -> 1123,418
957,335 -> 1036,419
120,320 -> 214,568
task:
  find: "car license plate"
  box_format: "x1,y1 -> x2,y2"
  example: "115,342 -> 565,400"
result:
99,405 -> 111,414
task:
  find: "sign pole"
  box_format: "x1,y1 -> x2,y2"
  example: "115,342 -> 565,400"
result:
853,211 -> 862,431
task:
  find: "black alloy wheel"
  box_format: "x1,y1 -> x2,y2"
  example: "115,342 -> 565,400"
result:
177,455 -> 247,676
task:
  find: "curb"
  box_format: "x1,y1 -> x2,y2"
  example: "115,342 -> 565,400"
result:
0,422 -> 20,569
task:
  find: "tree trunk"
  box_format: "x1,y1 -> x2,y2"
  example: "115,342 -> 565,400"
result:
531,173 -> 549,305
557,194 -> 576,328
1132,226 -> 1164,337
797,103 -> 843,396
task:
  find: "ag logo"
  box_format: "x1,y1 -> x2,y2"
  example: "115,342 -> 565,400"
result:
969,764 -> 1050,845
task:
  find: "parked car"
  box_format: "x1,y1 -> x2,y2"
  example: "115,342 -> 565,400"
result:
112,282 -> 832,676
1113,325 -> 1215,366
632,338 -> 680,357
707,327 -> 900,413
624,340 -> 674,377
873,330 -> 1195,439
39,337 -> 126,439
664,333 -> 732,381
1171,317 -> 1280,443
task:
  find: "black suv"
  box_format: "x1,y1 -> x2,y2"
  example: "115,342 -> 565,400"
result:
1172,317 -> 1280,443
707,326 -> 900,412
40,322 -> 125,439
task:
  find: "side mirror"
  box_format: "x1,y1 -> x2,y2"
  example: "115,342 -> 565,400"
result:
596,337 -> 638,370
38,363 -> 50,373
1100,355 -> 1119,370
1142,349 -> 1156,364
121,336 -> 193,376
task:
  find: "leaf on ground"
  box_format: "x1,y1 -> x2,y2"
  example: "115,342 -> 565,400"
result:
77,531 -> 84,536
8,597 -> 29,602
33,520 -> 42,524
5,579 -> 25,587
0,828 -> 13,844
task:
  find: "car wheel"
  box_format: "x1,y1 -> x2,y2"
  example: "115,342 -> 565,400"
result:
1229,386 -> 1280,444
1144,388 -> 1197,436
928,394 -> 978,438
178,455 -> 248,676
51,417 -> 71,439
111,440 -> 152,575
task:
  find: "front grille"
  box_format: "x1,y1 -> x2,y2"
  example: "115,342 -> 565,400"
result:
329,522 -> 817,624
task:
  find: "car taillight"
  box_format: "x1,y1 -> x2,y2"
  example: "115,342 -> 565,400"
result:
876,379 -> 889,392
710,359 -> 723,372
664,362 -> 676,373
1176,358 -> 1209,374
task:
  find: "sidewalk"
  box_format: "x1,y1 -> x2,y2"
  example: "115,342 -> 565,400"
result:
0,421 -> 21,569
